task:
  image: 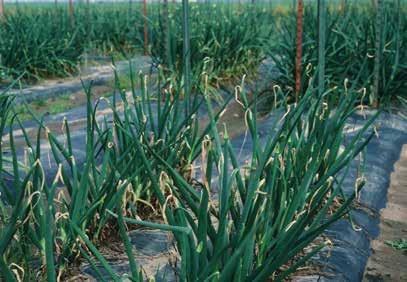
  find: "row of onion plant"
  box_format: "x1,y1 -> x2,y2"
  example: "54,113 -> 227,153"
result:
267,0 -> 406,106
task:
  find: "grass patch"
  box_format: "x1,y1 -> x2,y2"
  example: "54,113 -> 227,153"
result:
385,239 -> 407,251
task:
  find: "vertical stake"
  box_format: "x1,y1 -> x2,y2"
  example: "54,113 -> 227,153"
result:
317,0 -> 326,96
295,0 -> 304,102
0,0 -> 5,19
86,0 -> 90,36
373,0 -> 383,108
340,0 -> 347,14
143,0 -> 149,55
69,0 -> 74,26
182,0 -> 191,117
163,0 -> 171,69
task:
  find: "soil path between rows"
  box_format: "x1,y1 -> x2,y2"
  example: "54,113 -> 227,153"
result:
363,144 -> 407,282
1,55 -> 152,107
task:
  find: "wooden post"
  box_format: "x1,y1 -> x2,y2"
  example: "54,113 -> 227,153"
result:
69,0 -> 74,26
372,0 -> 383,108
143,0 -> 148,55
295,0 -> 304,101
0,0 -> 5,19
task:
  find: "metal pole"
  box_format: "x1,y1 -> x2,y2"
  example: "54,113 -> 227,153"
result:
295,0 -> 304,101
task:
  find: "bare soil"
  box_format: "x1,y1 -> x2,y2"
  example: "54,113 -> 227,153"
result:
363,144 -> 407,282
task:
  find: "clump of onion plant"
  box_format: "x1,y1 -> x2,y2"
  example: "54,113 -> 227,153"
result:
0,65 -> 227,280
139,79 -> 377,281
